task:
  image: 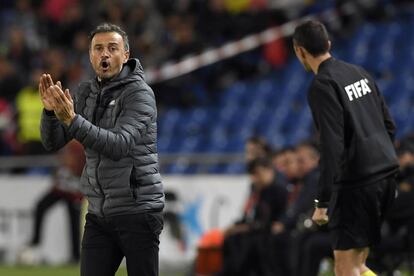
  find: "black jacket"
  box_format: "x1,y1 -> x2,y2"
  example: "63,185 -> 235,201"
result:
241,179 -> 288,231
281,168 -> 320,229
308,57 -> 399,203
41,59 -> 164,217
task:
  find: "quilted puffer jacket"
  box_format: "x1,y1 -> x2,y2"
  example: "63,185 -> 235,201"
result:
41,59 -> 164,217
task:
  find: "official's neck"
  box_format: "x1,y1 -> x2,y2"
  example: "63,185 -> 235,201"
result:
311,52 -> 332,74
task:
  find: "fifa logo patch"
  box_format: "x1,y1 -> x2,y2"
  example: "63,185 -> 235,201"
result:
344,78 -> 371,101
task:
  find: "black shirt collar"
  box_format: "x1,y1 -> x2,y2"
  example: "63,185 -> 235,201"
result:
317,57 -> 334,73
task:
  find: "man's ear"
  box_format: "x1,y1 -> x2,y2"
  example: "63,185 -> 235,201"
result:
89,48 -> 93,64
124,51 -> 130,63
327,40 -> 332,51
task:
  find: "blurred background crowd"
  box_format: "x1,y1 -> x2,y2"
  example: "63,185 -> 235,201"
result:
0,0 -> 412,162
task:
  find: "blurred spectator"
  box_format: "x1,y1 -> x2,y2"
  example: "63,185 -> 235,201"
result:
42,48 -> 67,85
220,157 -> 288,276
18,140 -> 85,264
41,0 -> 77,23
272,141 -> 320,234
126,2 -> 166,68
269,141 -> 320,276
101,0 -> 124,27
54,2 -> 87,47
65,31 -> 91,91
272,147 -> 300,182
224,0 -> 250,14
263,37 -> 289,68
167,14 -> 203,61
368,136 -> 414,273
0,55 -> 23,103
15,68 -> 46,155
0,98 -> 17,155
196,0 -> 231,45
6,26 -> 33,71
386,136 -> 414,224
0,0 -> 313,115
0,0 -> 42,52
245,136 -> 272,162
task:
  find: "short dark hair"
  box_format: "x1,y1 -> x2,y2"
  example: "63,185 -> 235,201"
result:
397,138 -> 414,156
272,146 -> 295,158
89,23 -> 129,51
247,157 -> 273,174
293,20 -> 330,57
246,136 -> 272,154
297,140 -> 319,153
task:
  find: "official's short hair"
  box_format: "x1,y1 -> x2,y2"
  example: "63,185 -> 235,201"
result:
247,157 -> 273,174
89,23 -> 129,51
293,20 -> 330,57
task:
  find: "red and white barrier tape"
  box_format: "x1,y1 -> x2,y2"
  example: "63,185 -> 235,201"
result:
145,9 -> 337,84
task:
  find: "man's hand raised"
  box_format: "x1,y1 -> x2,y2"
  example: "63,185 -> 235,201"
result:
46,84 -> 75,126
39,74 -> 56,111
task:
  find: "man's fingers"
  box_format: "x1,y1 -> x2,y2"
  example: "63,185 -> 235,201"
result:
64,89 -> 73,103
46,74 -> 54,88
39,82 -> 44,96
43,74 -> 50,88
41,74 -> 47,91
49,85 -> 71,107
56,81 -> 62,89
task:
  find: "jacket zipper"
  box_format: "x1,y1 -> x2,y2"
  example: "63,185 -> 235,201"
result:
93,89 -> 106,217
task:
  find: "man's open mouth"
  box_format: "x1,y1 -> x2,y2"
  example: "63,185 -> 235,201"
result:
101,61 -> 110,70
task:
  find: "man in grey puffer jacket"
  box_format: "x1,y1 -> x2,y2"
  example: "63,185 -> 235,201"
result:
39,23 -> 164,276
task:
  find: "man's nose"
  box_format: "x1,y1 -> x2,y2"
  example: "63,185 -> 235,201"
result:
101,48 -> 110,58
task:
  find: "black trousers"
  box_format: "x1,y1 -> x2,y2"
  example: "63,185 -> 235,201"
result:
80,212 -> 163,276
31,190 -> 81,261
221,231 -> 275,276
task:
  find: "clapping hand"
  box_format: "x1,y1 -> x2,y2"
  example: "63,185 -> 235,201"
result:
39,74 -> 55,111
39,74 -> 75,126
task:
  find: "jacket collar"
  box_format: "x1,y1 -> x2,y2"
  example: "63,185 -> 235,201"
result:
317,57 -> 334,74
90,58 -> 144,93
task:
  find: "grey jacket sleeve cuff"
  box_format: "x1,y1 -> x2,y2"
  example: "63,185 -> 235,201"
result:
67,114 -> 82,135
44,109 -> 55,116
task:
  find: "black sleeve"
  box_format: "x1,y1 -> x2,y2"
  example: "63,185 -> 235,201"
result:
40,86 -> 80,152
308,79 -> 345,204
270,185 -> 288,222
375,83 -> 396,141
251,185 -> 288,231
40,110 -> 72,151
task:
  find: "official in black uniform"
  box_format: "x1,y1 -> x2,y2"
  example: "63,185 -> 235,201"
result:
292,20 -> 399,276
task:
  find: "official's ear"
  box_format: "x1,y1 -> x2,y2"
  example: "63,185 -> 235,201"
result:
293,45 -> 301,57
299,47 -> 307,60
